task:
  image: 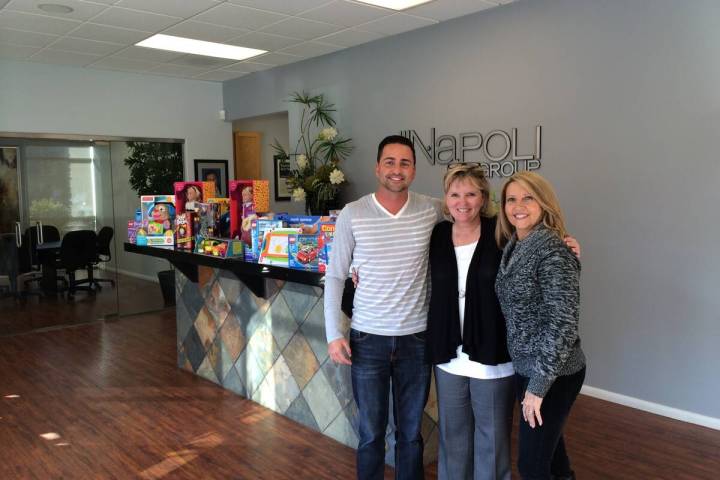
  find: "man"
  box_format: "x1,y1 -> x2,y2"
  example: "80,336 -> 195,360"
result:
324,135 -> 443,480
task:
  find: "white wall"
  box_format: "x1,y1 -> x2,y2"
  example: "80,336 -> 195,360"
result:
223,0 -> 720,423
0,59 -> 232,181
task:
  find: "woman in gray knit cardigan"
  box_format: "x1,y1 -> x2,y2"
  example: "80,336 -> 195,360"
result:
495,171 -> 586,480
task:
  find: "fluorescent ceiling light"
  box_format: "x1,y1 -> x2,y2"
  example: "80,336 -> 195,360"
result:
353,0 -> 434,10
136,34 -> 266,61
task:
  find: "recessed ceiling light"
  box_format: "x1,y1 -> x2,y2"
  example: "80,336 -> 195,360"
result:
38,3 -> 74,14
136,34 -> 266,62
353,0 -> 434,10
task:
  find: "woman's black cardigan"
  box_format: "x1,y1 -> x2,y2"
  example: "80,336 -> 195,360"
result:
426,216 -> 511,366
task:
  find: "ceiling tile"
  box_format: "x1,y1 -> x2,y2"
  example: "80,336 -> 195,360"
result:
226,0 -> 330,16
279,41 -> 341,58
29,48 -> 101,66
168,54 -> 236,69
227,31 -> 300,51
111,45 -> 184,62
70,23 -> 150,44
49,36 -> 124,55
78,0 -> 116,4
163,20 -> 250,43
300,1 -> 390,27
405,0 -> 496,21
359,13 -> 436,36
0,10 -> 82,35
90,7 -> 181,32
0,27 -> 58,47
90,56 -> 157,72
193,70 -> 245,82
260,17 -> 342,40
222,61 -> 274,73
194,3 -> 288,30
249,51 -> 301,66
115,0 -> 221,18
4,0 -> 109,21
315,27 -> 383,48
0,43 -> 41,59
148,63 -> 210,77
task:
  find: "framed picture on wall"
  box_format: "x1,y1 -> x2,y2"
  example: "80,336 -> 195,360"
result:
273,155 -> 292,201
194,159 -> 228,198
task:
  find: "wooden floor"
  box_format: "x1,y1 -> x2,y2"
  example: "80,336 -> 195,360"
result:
0,272 -> 164,336
0,310 -> 718,479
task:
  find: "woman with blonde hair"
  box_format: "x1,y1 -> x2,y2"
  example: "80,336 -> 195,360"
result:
495,171 -> 586,480
426,165 -> 579,480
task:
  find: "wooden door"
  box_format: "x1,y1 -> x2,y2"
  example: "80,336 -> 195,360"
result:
233,131 -> 262,180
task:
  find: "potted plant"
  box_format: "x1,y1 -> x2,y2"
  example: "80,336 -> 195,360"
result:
124,141 -> 183,306
271,92 -> 353,215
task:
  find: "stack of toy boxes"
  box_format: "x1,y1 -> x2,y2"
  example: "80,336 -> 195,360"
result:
136,195 -> 176,246
173,181 -> 216,251
229,180 -> 269,250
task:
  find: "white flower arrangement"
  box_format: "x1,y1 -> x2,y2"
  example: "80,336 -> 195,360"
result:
329,169 -> 345,185
271,91 -> 353,214
291,187 -> 306,202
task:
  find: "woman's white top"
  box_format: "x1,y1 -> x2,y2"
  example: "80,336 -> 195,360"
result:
437,240 -> 515,379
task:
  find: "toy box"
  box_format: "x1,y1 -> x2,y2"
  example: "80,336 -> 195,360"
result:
229,180 -> 269,240
317,222 -> 336,273
249,219 -> 283,262
258,228 -> 302,266
288,234 -> 325,272
207,198 -> 231,238
174,181 -> 216,214
137,195 -> 175,246
175,212 -> 194,251
193,202 -> 219,240
195,237 -> 244,258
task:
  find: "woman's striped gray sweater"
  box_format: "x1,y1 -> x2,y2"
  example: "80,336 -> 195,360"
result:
495,225 -> 586,397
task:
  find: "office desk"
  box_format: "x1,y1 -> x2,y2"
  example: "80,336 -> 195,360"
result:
36,240 -> 61,293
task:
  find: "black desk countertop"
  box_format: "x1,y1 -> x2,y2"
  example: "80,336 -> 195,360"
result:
124,242 -> 325,290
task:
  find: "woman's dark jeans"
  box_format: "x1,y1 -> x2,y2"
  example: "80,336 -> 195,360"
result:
350,328 -> 431,480
515,367 -> 586,480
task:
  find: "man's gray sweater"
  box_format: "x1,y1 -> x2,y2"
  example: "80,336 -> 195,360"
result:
495,225 -> 586,397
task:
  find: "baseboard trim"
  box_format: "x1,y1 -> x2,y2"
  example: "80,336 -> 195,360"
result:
581,385 -> 720,431
104,267 -> 159,284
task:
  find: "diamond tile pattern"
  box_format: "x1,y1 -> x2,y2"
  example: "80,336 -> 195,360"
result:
174,268 -> 438,465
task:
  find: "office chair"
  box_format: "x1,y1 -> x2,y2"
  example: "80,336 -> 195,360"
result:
91,226 -> 116,290
21,225 -> 63,290
58,230 -> 98,297
0,233 -> 19,298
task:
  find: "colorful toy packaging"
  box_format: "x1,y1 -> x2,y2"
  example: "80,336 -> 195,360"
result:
249,218 -> 284,262
229,179 -> 270,241
317,221 -> 336,273
137,195 -> 176,246
258,228 -> 302,266
288,234 -> 325,272
195,237 -> 244,258
175,213 -> 194,251
173,181 -> 216,214
207,198 -> 231,238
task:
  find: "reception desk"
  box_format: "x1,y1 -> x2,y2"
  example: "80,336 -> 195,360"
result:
125,243 -> 439,465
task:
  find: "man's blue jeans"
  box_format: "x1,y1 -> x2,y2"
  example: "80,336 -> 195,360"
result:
350,328 -> 431,480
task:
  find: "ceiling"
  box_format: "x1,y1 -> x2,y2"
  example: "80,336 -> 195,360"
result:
0,0 -> 513,82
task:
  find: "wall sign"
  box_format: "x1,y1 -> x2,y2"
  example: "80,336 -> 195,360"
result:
399,125 -> 542,177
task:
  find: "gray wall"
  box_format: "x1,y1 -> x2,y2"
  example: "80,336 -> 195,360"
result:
223,0 -> 720,419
